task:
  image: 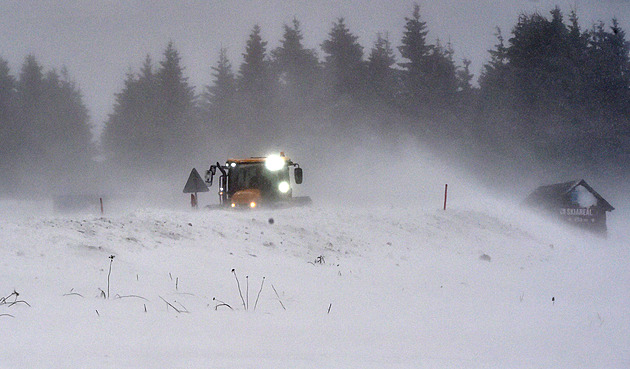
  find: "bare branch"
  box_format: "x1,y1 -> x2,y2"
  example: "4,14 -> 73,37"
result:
254,277 -> 265,311
114,294 -> 149,301
159,296 -> 188,313
8,300 -> 31,307
232,269 -> 246,310
214,303 -> 233,310
63,292 -> 84,298
271,284 -> 286,310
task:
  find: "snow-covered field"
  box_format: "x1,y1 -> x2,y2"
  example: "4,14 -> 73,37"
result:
0,196 -> 628,368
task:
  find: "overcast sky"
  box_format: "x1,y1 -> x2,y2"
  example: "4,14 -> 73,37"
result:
1,0 -> 628,136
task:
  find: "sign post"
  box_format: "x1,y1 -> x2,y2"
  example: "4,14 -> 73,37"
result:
443,184 -> 448,211
183,168 -> 209,208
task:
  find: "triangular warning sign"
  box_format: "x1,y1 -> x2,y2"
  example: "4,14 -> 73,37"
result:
183,168 -> 209,193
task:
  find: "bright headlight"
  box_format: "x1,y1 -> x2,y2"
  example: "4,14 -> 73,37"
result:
278,181 -> 290,193
265,154 -> 285,171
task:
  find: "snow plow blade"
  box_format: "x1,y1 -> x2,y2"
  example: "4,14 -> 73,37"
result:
269,196 -> 312,209
292,196 -> 312,206
204,196 -> 312,210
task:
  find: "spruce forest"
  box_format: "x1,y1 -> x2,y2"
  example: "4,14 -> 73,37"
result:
1,5 -> 628,195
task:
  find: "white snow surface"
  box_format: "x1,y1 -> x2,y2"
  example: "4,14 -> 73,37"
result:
575,185 -> 599,208
0,199 -> 628,368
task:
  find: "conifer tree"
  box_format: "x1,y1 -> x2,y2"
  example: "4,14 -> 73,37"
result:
584,19 -> 630,164
587,19 -> 630,116
138,54 -> 157,95
102,72 -> 141,163
41,69 -> 91,154
398,3 -> 431,109
39,68 -> 93,191
103,43 -> 197,172
8,56 -> 94,193
454,58 -> 476,124
137,55 -> 159,133
367,32 -> 398,104
0,58 -> 15,116
479,28 -> 508,89
271,18 -> 319,107
204,47 -> 236,111
0,58 -> 17,191
565,10 -> 590,104
154,42 -> 197,167
238,25 -> 274,111
424,39 -> 459,106
15,55 -> 46,168
321,18 -> 365,99
399,4 -> 461,115
157,41 -> 195,131
201,47 -> 237,140
102,56 -> 157,165
17,55 -> 44,120
456,59 -> 474,94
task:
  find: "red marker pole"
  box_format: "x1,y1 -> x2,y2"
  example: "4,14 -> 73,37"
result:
100,198 -> 104,215
443,184 -> 448,211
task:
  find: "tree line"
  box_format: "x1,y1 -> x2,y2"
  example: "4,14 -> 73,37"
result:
0,55 -> 93,195
477,8 -> 630,178
1,5 -> 628,196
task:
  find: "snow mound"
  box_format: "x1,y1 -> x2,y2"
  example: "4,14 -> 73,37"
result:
0,202 -> 628,368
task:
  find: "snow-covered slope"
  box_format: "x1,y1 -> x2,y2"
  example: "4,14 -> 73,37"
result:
0,200 -> 628,368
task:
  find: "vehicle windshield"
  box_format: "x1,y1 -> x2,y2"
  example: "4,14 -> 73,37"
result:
228,162 -> 289,195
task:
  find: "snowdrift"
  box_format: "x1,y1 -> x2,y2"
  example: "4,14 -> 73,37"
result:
0,198 -> 628,368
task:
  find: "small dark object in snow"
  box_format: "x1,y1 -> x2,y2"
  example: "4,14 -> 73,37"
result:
188,223 -> 192,226
268,218 -> 274,224
479,254 -> 491,262
552,297 -> 555,305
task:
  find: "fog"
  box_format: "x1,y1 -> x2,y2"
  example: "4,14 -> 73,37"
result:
2,6 -> 630,368
0,1 -> 628,242
4,126 -> 629,249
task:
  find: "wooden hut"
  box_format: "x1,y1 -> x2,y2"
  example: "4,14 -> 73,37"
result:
524,179 -> 614,234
